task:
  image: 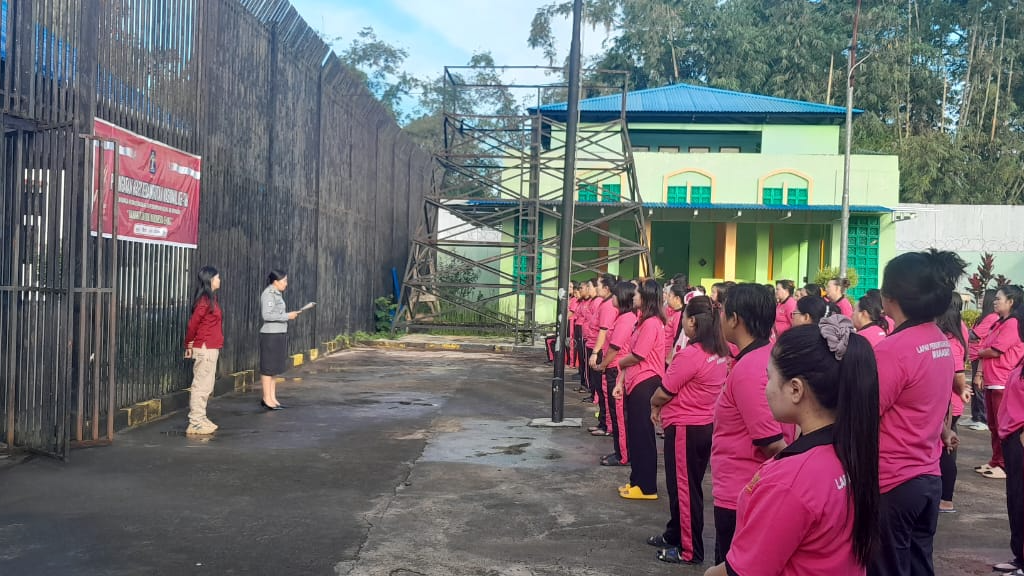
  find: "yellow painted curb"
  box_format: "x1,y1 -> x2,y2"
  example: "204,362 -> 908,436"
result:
125,398 -> 162,427
425,342 -> 462,351
292,353 -> 304,366
309,348 -> 319,361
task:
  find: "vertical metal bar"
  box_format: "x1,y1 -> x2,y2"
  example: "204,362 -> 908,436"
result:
106,141 -> 118,440
550,0 -> 584,423
90,138 -> 105,441
4,132 -> 22,447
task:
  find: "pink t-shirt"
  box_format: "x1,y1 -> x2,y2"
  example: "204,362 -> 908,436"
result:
884,316 -> 895,333
660,343 -> 729,427
998,366 -> 1024,440
625,316 -> 666,393
595,297 -> 617,353
576,298 -> 591,332
726,428 -> 862,576
604,312 -> 635,370
774,298 -> 797,338
664,307 -> 682,360
835,298 -> 853,318
947,325 -> 968,417
857,325 -> 887,350
874,322 -> 954,493
969,313 -> 999,362
582,299 -> 601,346
981,317 -> 1024,389
712,341 -> 796,510
569,297 -> 579,325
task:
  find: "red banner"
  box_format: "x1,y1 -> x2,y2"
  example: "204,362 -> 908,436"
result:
91,119 -> 202,248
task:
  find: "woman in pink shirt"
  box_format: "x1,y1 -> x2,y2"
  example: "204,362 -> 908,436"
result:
968,289 -> 998,430
853,289 -> 889,349
664,285 -> 685,365
773,279 -> 797,338
936,298 -> 971,513
871,249 -> 966,576
650,295 -> 729,565
790,295 -> 834,328
826,278 -> 854,318
595,281 -> 637,467
612,279 -> 666,500
975,285 -> 1024,480
587,274 -> 618,437
710,283 -> 792,564
995,316 -> 1024,574
705,317 -> 879,576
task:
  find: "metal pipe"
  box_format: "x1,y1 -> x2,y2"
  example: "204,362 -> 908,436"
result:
550,0 -> 584,423
839,0 -> 862,284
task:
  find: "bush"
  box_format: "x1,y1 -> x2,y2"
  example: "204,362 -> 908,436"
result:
814,267 -> 859,291
962,309 -> 981,329
374,296 -> 397,333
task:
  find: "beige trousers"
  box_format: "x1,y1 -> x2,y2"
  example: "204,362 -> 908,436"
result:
189,346 -> 220,425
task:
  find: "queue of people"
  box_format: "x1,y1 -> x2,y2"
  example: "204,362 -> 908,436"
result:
568,250 -> 1024,576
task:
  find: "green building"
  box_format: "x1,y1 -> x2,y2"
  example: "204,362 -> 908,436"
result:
503,83 -> 898,324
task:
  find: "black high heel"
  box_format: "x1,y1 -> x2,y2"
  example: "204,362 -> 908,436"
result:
260,400 -> 282,411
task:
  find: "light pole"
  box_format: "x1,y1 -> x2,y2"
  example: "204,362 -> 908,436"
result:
839,0 -> 862,285
549,0 -> 584,423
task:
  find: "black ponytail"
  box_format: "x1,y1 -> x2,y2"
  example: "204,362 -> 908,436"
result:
683,295 -> 730,359
881,249 -> 966,322
773,325 -> 879,566
192,266 -> 219,310
638,279 -> 666,324
266,268 -> 287,287
857,289 -> 888,333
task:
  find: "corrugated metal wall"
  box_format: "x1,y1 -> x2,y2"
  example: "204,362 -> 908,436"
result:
2,0 -> 430,423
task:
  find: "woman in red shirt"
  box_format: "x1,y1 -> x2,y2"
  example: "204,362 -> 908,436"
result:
705,317 -> 879,576
613,279 -> 666,499
184,266 -> 224,436
650,295 -> 729,565
975,285 -> 1024,480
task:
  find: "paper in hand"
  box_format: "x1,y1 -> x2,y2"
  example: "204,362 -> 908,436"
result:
301,302 -> 317,312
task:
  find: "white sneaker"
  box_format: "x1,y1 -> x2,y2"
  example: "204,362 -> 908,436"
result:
969,422 -> 989,431
186,421 -> 217,435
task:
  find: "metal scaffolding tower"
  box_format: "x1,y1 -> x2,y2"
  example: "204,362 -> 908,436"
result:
395,67 -> 652,345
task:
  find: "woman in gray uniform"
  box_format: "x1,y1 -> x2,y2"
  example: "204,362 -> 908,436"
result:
260,269 -> 302,410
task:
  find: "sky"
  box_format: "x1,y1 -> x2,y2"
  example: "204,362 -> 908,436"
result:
288,0 -> 613,89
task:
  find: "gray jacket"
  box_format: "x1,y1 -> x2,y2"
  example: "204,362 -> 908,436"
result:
260,285 -> 289,334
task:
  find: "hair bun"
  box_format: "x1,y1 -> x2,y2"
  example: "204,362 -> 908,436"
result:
819,315 -> 854,361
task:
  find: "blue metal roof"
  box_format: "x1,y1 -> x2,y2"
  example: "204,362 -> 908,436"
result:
463,200 -> 891,213
533,83 -> 860,119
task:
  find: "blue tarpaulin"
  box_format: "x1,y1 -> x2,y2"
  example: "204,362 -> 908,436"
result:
2,0 -> 9,60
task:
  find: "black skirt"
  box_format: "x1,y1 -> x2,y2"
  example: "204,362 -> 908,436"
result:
259,332 -> 288,376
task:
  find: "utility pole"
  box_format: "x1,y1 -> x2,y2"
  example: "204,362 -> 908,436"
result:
550,0 -> 584,423
840,0 -> 862,285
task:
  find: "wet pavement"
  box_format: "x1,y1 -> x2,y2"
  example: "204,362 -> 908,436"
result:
0,347 -> 1015,575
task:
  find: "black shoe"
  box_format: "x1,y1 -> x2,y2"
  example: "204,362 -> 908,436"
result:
260,400 -> 283,411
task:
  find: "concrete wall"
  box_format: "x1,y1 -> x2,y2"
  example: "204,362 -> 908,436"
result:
895,204 -> 1024,295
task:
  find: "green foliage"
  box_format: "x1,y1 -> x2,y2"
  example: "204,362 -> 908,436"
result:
962,309 -> 981,329
528,0 -> 1024,205
814,267 -> 859,291
374,296 -> 397,333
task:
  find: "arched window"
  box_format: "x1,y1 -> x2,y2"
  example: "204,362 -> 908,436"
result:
663,169 -> 715,204
758,170 -> 813,206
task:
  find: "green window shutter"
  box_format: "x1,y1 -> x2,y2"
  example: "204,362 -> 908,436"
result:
787,188 -> 808,206
846,216 -> 880,298
762,187 -> 784,205
601,184 -> 621,203
667,186 -> 687,203
690,186 -> 712,204
578,184 -> 597,202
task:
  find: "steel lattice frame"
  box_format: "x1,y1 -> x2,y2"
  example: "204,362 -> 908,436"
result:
395,66 -> 652,343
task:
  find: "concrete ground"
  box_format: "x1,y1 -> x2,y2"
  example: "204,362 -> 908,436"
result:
0,346 -> 1015,575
